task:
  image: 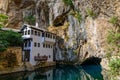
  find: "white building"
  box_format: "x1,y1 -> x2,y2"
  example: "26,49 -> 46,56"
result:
21,24 -> 56,65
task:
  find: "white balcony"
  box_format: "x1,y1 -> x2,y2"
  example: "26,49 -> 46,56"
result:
41,37 -> 55,43
23,46 -> 31,50
22,35 -> 32,39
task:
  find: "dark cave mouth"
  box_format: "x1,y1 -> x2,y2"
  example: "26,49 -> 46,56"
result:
81,56 -> 102,65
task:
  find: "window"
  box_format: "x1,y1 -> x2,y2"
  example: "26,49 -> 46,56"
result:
42,32 -> 44,37
25,31 -> 27,35
48,44 -> 50,48
53,35 -> 54,39
49,55 -> 51,58
46,33 -> 47,37
38,32 -> 40,36
38,53 -> 40,56
38,43 -> 40,47
51,35 -> 53,38
31,30 -> 33,35
28,30 -> 30,35
48,74 -> 50,77
48,34 -> 50,38
35,31 -> 37,35
50,34 -> 52,38
53,35 -> 56,39
24,50 -> 30,62
46,44 -> 48,48
28,41 -> 31,47
24,42 -> 27,47
51,45 -> 53,48
34,42 -> 37,47
43,43 -> 45,48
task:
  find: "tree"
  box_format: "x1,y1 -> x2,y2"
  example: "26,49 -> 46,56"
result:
0,30 -> 23,52
5,30 -> 23,46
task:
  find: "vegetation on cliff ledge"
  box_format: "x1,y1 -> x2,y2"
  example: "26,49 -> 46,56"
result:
109,16 -> 118,26
69,10 -> 82,23
107,30 -> 120,47
62,0 -> 73,8
86,8 -> 96,19
0,14 -> 8,28
107,24 -> 120,75
109,58 -> 120,75
24,15 -> 36,25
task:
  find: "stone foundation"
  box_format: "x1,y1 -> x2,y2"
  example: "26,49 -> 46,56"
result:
0,62 -> 56,75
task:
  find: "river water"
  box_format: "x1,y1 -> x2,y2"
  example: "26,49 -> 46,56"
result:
0,65 -> 103,80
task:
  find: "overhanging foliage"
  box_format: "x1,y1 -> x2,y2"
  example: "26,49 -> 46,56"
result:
0,30 -> 23,52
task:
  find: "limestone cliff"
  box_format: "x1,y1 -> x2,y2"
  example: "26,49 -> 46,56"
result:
0,0 -> 120,64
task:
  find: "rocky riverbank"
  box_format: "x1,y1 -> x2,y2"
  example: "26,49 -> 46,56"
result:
0,62 -> 56,75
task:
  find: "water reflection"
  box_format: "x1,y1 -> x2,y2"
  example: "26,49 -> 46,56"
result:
0,65 -> 103,80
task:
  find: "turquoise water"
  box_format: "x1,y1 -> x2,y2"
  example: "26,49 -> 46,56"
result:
0,65 -> 103,80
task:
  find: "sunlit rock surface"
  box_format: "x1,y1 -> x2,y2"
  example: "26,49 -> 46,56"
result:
0,0 -> 120,66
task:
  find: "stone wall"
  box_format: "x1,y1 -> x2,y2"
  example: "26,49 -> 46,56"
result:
0,47 -> 22,69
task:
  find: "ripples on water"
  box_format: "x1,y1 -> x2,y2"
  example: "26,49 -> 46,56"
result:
0,65 -> 103,80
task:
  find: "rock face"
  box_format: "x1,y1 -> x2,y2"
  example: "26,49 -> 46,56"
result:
0,0 -> 23,29
0,0 -> 120,63
80,17 -> 113,61
0,47 -> 22,69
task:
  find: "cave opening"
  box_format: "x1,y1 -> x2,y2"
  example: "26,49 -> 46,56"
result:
81,56 -> 102,65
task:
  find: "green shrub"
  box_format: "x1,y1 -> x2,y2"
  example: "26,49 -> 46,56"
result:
69,10 -> 82,23
73,50 -> 77,54
62,0 -> 73,7
109,58 -> 120,75
5,30 -> 23,46
86,8 -> 96,18
0,24 -> 3,28
74,11 -> 82,23
0,14 -> 8,28
107,30 -> 120,47
106,51 -> 111,59
0,40 -> 9,52
0,30 -> 23,52
0,14 -> 8,22
65,35 -> 69,41
24,15 -> 36,25
109,16 -> 118,25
